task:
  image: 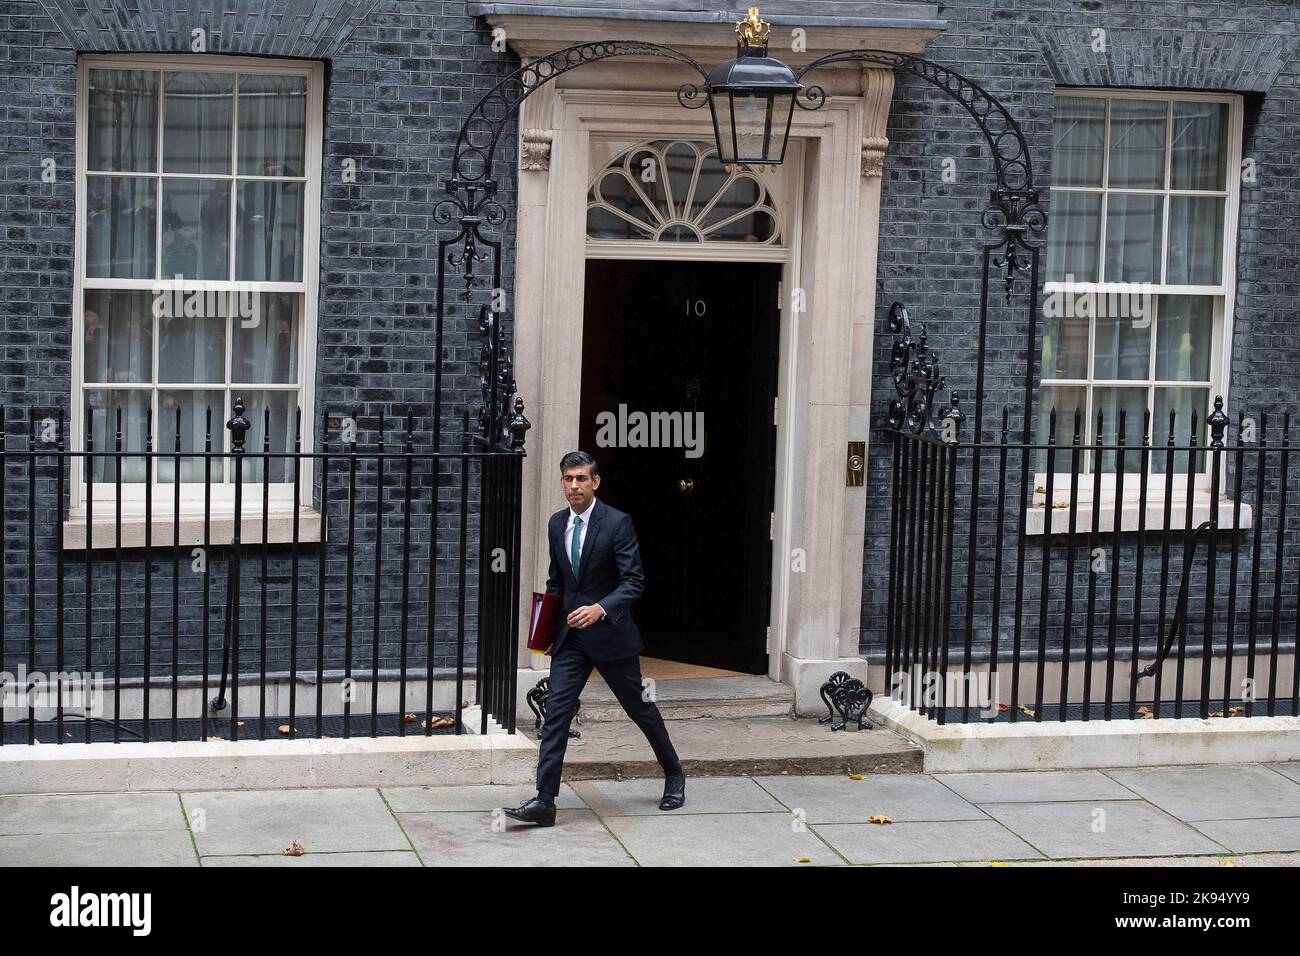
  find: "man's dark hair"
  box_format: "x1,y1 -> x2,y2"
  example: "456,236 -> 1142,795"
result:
559,450 -> 598,475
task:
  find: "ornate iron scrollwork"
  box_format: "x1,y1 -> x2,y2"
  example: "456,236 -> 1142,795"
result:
886,302 -> 946,435
524,677 -> 582,739
794,50 -> 1045,300
817,671 -> 874,732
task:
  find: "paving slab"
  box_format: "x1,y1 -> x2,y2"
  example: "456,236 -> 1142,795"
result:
1188,816 -> 1300,854
934,770 -> 1139,805
1104,764 -> 1300,821
814,820 -> 1043,865
600,811 -> 844,866
203,850 -> 423,867
980,800 -> 1228,859
1268,762 -> 1300,785
183,788 -> 409,856
994,853 -> 1300,867
557,716 -> 921,780
0,791 -> 185,835
382,783 -> 584,813
0,830 -> 198,866
753,773 -> 985,823
570,776 -> 786,816
397,808 -> 634,866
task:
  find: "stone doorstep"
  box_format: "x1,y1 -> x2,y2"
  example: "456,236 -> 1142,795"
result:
548,715 -> 923,780
0,731 -> 537,795
870,695 -> 1300,773
567,675 -> 796,723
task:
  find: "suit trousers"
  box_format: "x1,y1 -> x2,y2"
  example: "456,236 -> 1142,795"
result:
536,631 -> 682,797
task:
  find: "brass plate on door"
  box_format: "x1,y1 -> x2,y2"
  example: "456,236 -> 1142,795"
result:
846,441 -> 865,487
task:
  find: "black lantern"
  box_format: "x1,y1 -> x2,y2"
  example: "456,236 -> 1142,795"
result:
705,8 -> 801,168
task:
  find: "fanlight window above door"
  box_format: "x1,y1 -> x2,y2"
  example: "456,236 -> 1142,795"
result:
586,140 -> 782,245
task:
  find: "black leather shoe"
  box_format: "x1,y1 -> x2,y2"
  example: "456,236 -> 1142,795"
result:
503,797 -> 557,827
659,771 -> 686,811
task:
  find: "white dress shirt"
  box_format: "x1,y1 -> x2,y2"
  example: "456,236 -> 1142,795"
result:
563,497 -> 605,620
564,497 -> 596,570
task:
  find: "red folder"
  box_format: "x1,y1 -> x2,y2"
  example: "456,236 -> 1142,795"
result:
528,591 -> 563,653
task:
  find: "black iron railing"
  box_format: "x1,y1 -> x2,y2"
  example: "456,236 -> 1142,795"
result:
0,398 -> 526,745
885,394 -> 1300,724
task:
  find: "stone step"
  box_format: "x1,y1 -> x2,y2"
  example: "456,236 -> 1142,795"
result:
542,715 -> 923,780
574,675 -> 795,722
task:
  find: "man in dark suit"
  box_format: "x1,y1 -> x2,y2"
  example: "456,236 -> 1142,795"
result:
504,451 -> 685,827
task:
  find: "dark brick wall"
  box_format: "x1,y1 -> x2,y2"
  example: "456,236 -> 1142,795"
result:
0,1 -> 522,682
861,0 -> 1300,676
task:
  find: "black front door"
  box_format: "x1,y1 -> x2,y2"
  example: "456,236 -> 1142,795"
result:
579,258 -> 780,674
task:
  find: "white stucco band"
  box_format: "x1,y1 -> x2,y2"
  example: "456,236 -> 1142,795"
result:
497,12 -> 938,713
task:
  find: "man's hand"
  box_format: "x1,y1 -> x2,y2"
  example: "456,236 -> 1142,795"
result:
567,604 -> 605,629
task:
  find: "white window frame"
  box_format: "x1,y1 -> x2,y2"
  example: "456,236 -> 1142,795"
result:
1038,88 -> 1243,507
69,53 -> 323,529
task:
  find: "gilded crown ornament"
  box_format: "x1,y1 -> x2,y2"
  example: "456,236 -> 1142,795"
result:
736,7 -> 770,49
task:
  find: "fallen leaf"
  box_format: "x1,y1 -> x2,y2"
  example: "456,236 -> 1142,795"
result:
990,861 -> 1008,867
1052,501 -> 1069,509
421,715 -> 455,730
1228,706 -> 1243,715
277,724 -> 294,735
996,703 -> 1009,713
206,735 -> 224,741
1220,859 -> 1236,867
848,774 -> 864,780
283,840 -> 305,857
1018,705 -> 1035,717
1209,711 -> 1224,719
1035,485 -> 1046,494
793,856 -> 811,863
404,713 -> 416,723
236,720 -> 245,727
867,815 -> 893,825
1137,706 -> 1151,715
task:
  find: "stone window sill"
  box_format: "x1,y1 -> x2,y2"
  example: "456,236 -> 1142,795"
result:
63,507 -> 324,550
1025,494 -> 1253,536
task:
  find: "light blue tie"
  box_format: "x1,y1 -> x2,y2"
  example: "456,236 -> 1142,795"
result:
570,516 -> 583,578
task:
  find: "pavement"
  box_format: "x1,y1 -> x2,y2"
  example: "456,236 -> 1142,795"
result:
4,762 -> 1300,866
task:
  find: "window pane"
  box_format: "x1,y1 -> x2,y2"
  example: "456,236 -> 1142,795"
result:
161,178 -> 230,280
628,146 -> 670,222
1171,101 -> 1229,191
1152,386 -> 1209,474
1052,96 -> 1105,186
158,308 -> 225,384
83,290 -> 152,384
163,71 -> 234,174
86,176 -> 157,279
1155,296 -> 1213,382
1046,191 -> 1101,282
1107,99 -> 1167,189
85,389 -> 150,483
236,181 -> 304,281
87,69 -> 158,173
237,74 -> 307,177
1093,302 -> 1151,381
1094,386 -> 1148,474
1104,193 -> 1163,283
232,293 -> 300,384
233,390 -> 296,482
157,389 -> 225,482
664,142 -> 700,216
1166,196 -> 1224,285
1040,303 -> 1088,380
1035,384 -> 1086,472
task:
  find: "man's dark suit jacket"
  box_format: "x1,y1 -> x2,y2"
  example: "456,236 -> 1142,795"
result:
546,498 -> 645,661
